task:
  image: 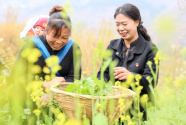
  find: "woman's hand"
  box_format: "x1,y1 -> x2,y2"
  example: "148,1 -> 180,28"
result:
114,67 -> 131,80
40,92 -> 53,107
49,5 -> 66,16
42,77 -> 66,88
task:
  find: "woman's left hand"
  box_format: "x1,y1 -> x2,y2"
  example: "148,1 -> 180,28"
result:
114,67 -> 131,80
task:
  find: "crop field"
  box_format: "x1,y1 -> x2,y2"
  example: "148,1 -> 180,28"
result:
0,4 -> 186,125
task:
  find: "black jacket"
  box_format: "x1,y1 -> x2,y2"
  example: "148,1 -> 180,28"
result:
98,34 -> 158,95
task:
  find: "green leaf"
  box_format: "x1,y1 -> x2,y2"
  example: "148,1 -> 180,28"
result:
83,118 -> 90,125
64,83 -> 77,92
94,113 -> 108,125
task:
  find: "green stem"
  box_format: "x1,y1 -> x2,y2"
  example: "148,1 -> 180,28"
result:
137,95 -> 141,125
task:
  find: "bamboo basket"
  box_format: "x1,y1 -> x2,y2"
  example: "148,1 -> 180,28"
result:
51,82 -> 136,124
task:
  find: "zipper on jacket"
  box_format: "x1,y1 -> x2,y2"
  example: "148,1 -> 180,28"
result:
122,47 -> 129,68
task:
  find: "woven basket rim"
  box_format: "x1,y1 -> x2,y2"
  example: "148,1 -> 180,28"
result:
50,82 -> 136,99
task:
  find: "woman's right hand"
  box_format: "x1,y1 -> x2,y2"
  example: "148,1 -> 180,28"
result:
42,77 -> 66,88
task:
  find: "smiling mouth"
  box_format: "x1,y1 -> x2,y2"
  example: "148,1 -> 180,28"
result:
53,44 -> 61,48
120,33 -> 127,37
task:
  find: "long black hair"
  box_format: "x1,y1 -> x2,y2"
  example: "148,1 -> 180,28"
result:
114,3 -> 151,41
46,12 -> 71,37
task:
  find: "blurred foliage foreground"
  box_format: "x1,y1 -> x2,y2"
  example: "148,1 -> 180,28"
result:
0,7 -> 186,125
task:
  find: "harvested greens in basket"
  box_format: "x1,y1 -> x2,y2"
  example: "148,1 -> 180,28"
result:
64,76 -> 113,96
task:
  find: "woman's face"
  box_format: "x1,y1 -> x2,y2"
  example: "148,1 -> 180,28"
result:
46,27 -> 71,50
115,14 -> 139,43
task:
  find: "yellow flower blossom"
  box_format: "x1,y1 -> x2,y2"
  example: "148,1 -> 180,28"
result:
51,65 -> 62,74
135,74 -> 142,82
135,82 -> 139,86
31,65 -> 41,74
45,75 -> 51,81
28,55 -> 39,63
27,48 -> 42,63
43,66 -> 50,74
30,80 -> 44,107
140,94 -> 149,109
45,55 -> 59,67
120,115 -> 125,121
64,2 -> 74,15
33,109 -> 41,116
126,115 -> 131,120
21,48 -> 31,58
82,71 -> 86,74
154,51 -> 162,65
57,113 -> 66,119
32,48 -> 42,58
135,86 -> 143,94
147,61 -> 152,67
128,120 -> 135,125
97,103 -> 101,111
44,88 -> 50,93
125,73 -> 135,85
118,98 -> 125,111
115,81 -> 121,86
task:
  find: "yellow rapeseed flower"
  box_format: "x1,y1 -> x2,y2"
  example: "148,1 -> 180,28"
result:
135,74 -> 142,82
115,81 -> 121,86
27,48 -> 42,63
28,55 -> 39,63
120,115 -> 125,121
21,48 -> 31,58
45,55 -> 59,67
43,66 -> 50,74
135,86 -> 143,94
140,94 -> 149,109
154,51 -> 162,65
51,65 -> 62,74
32,65 -> 41,74
45,75 -> 51,81
33,109 -> 41,116
32,48 -> 42,58
118,98 -> 125,111
147,61 -> 152,68
64,2 -> 74,15
126,115 -> 131,120
125,73 -> 135,85
135,82 -> 139,86
97,103 -> 101,110
44,88 -> 50,93
82,71 -> 86,74
57,113 -> 66,120
128,121 -> 135,125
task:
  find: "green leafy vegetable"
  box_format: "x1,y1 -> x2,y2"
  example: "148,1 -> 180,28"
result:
64,76 -> 113,96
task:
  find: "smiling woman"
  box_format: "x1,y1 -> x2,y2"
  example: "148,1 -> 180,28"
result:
12,10 -> 81,83
97,3 -> 159,121
45,14 -> 71,50
9,6 -> 82,124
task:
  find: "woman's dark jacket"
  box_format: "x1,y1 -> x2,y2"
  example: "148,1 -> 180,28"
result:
97,34 -> 158,96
